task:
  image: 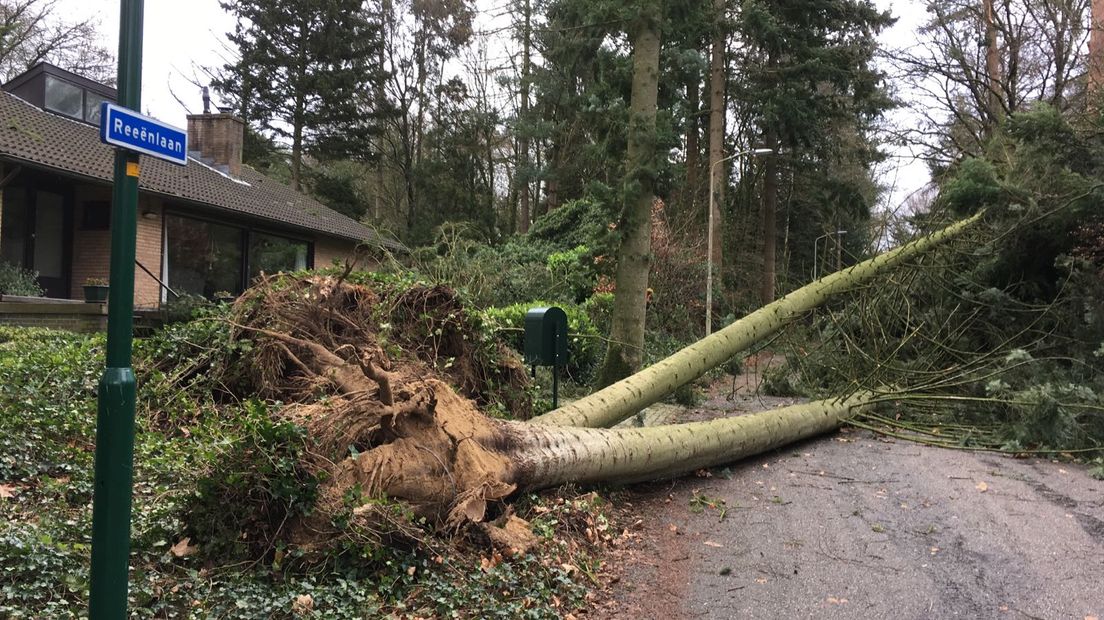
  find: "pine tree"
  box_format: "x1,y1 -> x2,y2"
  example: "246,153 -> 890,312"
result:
215,0 -> 388,190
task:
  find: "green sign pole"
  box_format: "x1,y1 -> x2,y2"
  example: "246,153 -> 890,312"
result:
89,0 -> 144,617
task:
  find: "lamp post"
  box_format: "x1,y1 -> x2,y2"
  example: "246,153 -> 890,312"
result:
706,147 -> 774,336
812,229 -> 847,281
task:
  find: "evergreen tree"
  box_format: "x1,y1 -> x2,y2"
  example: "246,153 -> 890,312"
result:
215,0 -> 389,190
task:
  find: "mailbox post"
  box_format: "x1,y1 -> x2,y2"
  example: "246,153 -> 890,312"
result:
524,307 -> 569,408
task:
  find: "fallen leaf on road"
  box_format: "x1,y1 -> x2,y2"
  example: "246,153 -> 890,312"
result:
667,524 -> 678,533
976,481 -> 988,492
703,541 -> 723,548
755,577 -> 768,584
827,597 -> 849,605
1059,468 -> 1068,474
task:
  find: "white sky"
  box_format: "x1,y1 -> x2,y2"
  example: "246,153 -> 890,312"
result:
56,0 -> 931,211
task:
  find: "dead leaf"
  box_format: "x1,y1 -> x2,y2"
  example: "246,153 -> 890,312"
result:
975,481 -> 988,492
827,597 -> 849,605
703,541 -> 723,548
667,524 -> 678,533
292,594 -> 314,616
0,484 -> 15,499
170,538 -> 197,558
755,577 -> 768,584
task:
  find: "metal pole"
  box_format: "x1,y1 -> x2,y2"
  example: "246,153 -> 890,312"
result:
89,1 -> 143,617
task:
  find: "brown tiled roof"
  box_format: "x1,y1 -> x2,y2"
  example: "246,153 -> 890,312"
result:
0,91 -> 404,251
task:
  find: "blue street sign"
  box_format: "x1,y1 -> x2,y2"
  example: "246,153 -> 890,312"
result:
99,102 -> 188,166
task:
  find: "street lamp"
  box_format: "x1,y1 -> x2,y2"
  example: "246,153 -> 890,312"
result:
706,147 -> 774,336
812,229 -> 847,281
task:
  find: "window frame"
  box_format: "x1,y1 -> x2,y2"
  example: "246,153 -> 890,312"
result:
161,208 -> 315,301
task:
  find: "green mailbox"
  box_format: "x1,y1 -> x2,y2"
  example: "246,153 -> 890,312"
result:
524,306 -> 569,407
524,306 -> 569,366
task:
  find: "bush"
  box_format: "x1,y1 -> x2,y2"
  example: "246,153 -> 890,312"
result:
0,261 -> 42,296
481,301 -> 603,384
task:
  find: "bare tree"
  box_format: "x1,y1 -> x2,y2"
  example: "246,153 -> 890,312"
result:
887,0 -> 1090,169
0,0 -> 114,83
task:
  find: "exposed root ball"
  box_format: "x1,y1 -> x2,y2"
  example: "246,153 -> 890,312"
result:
215,274 -> 535,552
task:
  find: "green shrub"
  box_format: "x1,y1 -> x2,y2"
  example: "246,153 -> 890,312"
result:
0,261 -> 42,296
481,301 -> 602,384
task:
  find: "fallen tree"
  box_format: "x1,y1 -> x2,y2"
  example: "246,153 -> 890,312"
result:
180,212 -> 983,554
532,211 -> 985,428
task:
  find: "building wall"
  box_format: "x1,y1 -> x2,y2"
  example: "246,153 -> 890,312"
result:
313,236 -> 358,269
69,186 -> 163,309
134,196 -> 163,308
69,184 -> 111,300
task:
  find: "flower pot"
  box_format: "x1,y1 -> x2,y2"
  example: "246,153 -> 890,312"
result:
83,285 -> 109,303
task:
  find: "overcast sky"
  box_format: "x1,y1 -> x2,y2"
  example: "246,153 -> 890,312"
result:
56,0 -> 931,211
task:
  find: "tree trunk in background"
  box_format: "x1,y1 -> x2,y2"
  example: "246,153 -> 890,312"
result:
517,0 -> 533,233
983,0 -> 1003,129
759,130 -> 778,304
707,0 -> 726,301
535,211 -> 984,428
685,75 -> 700,216
595,11 -> 661,388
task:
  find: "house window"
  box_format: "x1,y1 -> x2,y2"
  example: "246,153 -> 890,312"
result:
165,214 -> 244,297
85,93 -> 108,124
249,232 -> 308,280
44,76 -> 83,119
164,213 -> 313,299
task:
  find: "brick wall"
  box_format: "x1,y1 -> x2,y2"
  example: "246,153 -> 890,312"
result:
134,197 -> 163,309
69,184 -> 111,299
0,301 -> 107,333
69,187 -> 163,309
313,236 -> 356,268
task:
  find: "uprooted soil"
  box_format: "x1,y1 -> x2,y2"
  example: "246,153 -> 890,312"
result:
206,274 -> 548,554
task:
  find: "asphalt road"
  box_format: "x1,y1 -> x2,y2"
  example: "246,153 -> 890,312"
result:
594,429 -> 1104,620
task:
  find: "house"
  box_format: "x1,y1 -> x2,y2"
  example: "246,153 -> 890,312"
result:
0,62 -> 402,309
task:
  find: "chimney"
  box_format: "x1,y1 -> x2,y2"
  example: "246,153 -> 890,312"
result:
1091,0 -> 1104,94
186,109 -> 245,177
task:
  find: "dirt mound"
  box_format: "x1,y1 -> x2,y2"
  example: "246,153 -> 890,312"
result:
229,274 -> 531,417
201,274 -> 535,554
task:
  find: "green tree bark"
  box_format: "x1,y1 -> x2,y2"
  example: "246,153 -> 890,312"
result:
595,6 -> 662,387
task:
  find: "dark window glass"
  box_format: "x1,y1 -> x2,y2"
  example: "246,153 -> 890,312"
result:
85,93 -> 108,124
81,201 -> 110,230
248,232 -> 309,281
44,76 -> 82,118
166,214 -> 243,297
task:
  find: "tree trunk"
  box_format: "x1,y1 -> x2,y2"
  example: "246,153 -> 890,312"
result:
517,0 -> 532,233
534,211 -> 984,428
759,130 -> 778,304
685,75 -> 700,216
983,0 -> 1003,128
517,394 -> 871,488
707,0 -> 726,300
594,12 -> 662,387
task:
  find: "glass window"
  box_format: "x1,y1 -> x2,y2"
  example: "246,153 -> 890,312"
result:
249,232 -> 309,281
44,76 -> 83,118
85,93 -> 108,124
166,215 -> 243,297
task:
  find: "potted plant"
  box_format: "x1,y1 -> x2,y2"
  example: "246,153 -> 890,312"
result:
83,277 -> 109,303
